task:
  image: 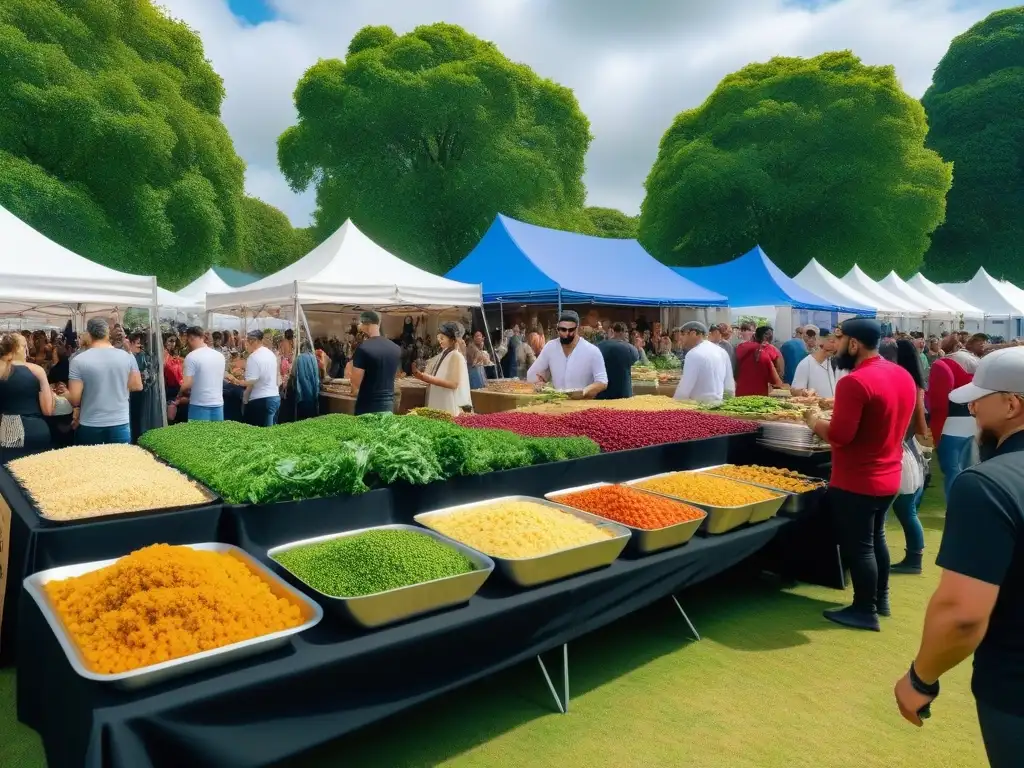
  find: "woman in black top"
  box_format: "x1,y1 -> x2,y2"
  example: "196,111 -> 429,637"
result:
0,332 -> 55,462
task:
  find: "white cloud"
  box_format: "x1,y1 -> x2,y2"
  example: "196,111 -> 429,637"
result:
161,0 -> 1004,226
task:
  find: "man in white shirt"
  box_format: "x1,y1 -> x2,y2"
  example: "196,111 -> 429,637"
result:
241,330 -> 281,426
527,310 -> 608,399
180,326 -> 227,421
791,331 -> 846,397
674,321 -> 734,404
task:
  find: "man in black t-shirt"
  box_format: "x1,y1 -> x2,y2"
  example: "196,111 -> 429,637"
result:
350,311 -> 400,415
596,322 -> 639,400
895,348 -> 1024,767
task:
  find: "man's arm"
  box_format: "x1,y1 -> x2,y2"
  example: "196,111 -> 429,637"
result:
526,344 -> 550,383
180,354 -> 195,394
67,358 -> 83,407
581,346 -> 608,399
810,377 -> 865,445
674,353 -> 701,400
349,366 -> 365,395
790,358 -> 811,396
722,350 -> 736,399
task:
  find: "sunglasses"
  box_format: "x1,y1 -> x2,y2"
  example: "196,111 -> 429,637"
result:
556,326 -> 577,334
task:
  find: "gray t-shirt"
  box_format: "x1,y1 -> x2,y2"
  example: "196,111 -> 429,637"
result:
183,346 -> 226,408
69,347 -> 139,428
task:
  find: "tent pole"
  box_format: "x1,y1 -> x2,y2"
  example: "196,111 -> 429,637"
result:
557,289 -> 562,317
152,279 -> 168,429
292,295 -> 300,422
499,302 -> 504,335
479,306 -> 502,380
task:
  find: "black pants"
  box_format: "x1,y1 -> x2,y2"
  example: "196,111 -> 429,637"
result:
978,700 -> 1024,767
828,488 -> 894,612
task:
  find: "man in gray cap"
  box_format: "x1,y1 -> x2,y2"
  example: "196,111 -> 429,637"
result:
350,310 -> 400,415
67,317 -> 143,444
527,310 -> 607,398
674,321 -> 734,404
895,348 -> 1024,764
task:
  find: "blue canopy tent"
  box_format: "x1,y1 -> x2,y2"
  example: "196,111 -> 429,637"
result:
445,215 -> 727,308
672,245 -> 871,315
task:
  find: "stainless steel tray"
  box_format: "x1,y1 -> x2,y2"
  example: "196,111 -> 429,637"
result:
700,466 -> 826,517
545,482 -> 705,555
624,472 -> 785,534
267,524 -> 494,629
24,543 -> 323,690
414,495 -> 630,587
756,439 -> 832,458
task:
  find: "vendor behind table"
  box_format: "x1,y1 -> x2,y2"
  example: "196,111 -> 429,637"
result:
526,310 -> 608,399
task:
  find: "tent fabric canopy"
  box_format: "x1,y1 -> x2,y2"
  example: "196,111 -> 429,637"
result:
445,214 -> 726,307
879,272 -> 959,319
907,274 -> 985,318
841,266 -> 926,316
941,269 -> 1024,317
792,259 -> 879,316
205,219 -> 482,313
673,245 -> 869,313
0,205 -> 157,316
178,268 -> 233,303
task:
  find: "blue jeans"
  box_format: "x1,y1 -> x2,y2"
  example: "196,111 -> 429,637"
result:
188,404 -> 224,422
890,486 -> 925,552
246,396 -> 280,427
937,435 -> 971,501
77,424 -> 131,445
468,366 -> 485,390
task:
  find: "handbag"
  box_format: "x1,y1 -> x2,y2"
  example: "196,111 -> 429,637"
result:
898,440 -> 925,495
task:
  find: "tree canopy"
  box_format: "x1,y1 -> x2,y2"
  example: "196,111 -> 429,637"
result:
638,51 -> 952,277
278,22 -> 592,275
235,196 -> 315,276
922,7 -> 1024,282
0,0 -> 247,288
584,207 -> 638,239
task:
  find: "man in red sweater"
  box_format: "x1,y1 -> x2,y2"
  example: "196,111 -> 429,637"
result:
805,318 -> 917,631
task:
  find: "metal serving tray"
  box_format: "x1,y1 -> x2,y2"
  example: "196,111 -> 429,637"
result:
267,524 -> 494,629
700,466 -> 826,517
756,439 -> 832,458
545,482 -> 706,555
23,543 -> 323,690
414,496 -> 630,588
624,472 -> 785,534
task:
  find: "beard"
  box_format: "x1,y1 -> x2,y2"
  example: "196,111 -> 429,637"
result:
977,428 -> 1001,463
834,351 -> 858,371
559,335 -> 574,346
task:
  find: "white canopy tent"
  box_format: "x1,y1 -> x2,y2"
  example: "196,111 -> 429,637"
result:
940,268 -> 1024,338
793,259 -> 880,319
841,266 -> 927,317
906,273 -> 984,332
177,268 -> 233,306
879,272 -> 955,317
999,279 -> 1024,311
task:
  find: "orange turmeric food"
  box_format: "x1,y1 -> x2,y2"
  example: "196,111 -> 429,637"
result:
556,485 -> 705,530
44,544 -> 304,674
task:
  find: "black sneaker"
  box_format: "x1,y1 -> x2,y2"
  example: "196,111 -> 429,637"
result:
876,593 -> 891,618
823,606 -> 881,632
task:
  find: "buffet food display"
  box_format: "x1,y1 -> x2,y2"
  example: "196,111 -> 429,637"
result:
26,543 -> 321,686
7,444 -> 213,522
515,394 -> 697,415
706,464 -> 824,493
700,395 -> 806,422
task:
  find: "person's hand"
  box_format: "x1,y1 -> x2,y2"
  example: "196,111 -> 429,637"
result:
534,372 -> 547,384
568,389 -> 585,400
71,409 -> 79,430
803,406 -> 821,429
894,673 -> 935,727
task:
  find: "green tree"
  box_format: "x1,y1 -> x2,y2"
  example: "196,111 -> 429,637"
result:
0,0 -> 246,288
584,207 -> 638,239
234,196 -> 314,275
278,22 -> 592,274
638,51 -> 952,277
922,7 -> 1024,282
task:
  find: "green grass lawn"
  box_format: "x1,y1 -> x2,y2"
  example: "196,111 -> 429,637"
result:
0,475 -> 988,768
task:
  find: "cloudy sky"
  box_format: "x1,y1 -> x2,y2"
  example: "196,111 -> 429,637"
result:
160,0 -> 1006,227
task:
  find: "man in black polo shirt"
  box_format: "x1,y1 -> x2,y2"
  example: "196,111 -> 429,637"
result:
596,322 -> 639,400
894,348 -> 1024,767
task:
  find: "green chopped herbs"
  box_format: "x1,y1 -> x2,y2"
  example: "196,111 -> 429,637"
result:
701,396 -> 800,415
139,414 -> 599,504
272,529 -> 476,597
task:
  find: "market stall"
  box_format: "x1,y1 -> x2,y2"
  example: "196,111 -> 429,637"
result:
939,267 -> 1024,339
794,260 -> 897,328
907,273 -> 985,334
878,271 -> 968,336
840,265 -> 927,331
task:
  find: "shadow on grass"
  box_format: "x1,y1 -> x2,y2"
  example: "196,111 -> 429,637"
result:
276,567 -> 845,768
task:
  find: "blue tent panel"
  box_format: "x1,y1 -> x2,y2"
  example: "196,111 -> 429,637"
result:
445,214 -> 726,307
673,246 -> 871,314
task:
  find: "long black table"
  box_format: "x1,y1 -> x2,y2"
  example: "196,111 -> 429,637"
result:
18,517 -> 786,768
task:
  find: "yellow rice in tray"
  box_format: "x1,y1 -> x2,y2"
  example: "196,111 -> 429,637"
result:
426,501 -> 613,559
7,445 -> 210,521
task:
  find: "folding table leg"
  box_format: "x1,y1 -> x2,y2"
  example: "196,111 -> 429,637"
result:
671,595 -> 701,641
536,643 -> 569,714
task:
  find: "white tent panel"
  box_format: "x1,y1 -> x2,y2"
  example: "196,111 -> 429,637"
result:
793,259 -> 881,315
178,268 -> 233,303
999,279 -> 1024,309
943,269 -> 1024,317
879,272 -> 957,319
841,266 -> 926,316
206,219 -> 482,313
0,205 -> 156,315
907,274 -> 985,318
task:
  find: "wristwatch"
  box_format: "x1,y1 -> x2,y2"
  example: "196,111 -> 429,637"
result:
909,662 -> 940,697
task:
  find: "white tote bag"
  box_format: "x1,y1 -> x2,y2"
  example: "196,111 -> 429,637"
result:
898,441 -> 925,496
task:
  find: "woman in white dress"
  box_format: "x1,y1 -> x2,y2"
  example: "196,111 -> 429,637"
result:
412,321 -> 471,416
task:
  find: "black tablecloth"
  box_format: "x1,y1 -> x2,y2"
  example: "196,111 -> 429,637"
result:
0,468 -> 223,665
18,517 -> 786,768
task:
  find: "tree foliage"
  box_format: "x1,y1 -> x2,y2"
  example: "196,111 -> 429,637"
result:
234,196 -> 315,275
0,0 -> 247,288
278,22 -> 592,274
922,7 -> 1024,282
638,51 -> 952,277
584,207 -> 638,239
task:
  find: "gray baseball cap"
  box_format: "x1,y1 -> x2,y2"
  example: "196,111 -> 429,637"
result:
681,321 -> 708,335
950,347 -> 1024,404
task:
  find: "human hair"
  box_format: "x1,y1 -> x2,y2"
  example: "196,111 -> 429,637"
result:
895,338 -> 925,389
86,317 -> 109,341
611,321 -> 628,336
186,326 -> 204,339
740,322 -> 755,332
754,325 -> 773,343
879,339 -> 898,362
247,329 -> 264,342
0,332 -> 24,381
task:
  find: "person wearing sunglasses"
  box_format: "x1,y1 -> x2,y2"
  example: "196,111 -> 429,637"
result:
895,348 -> 1024,767
526,310 -> 607,399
